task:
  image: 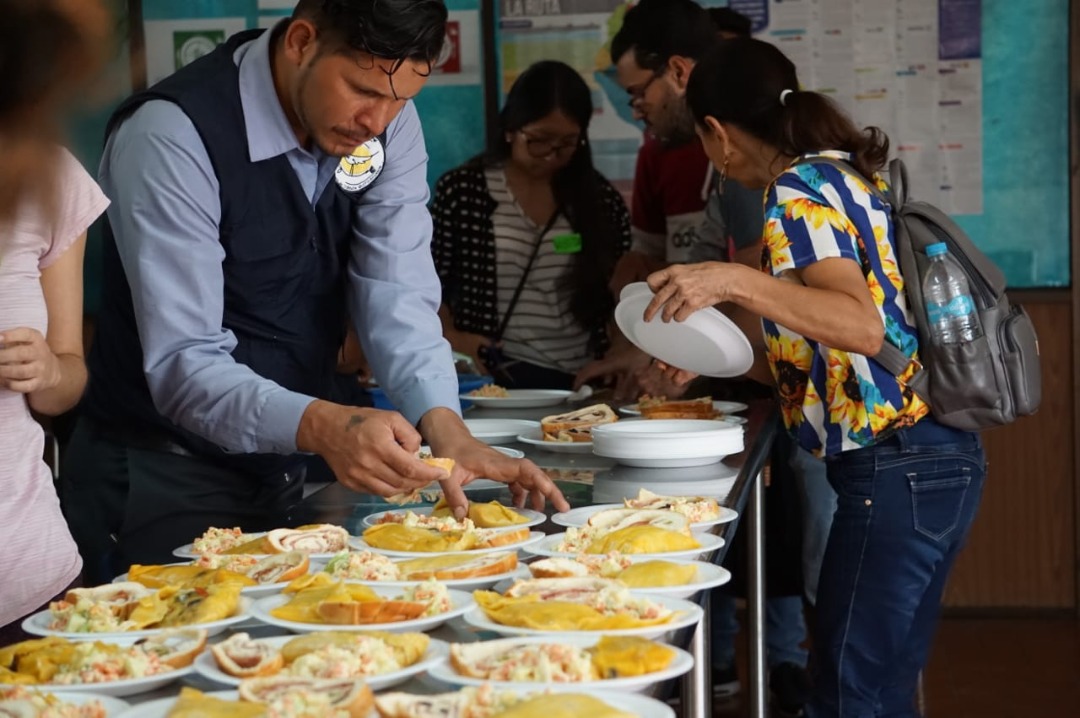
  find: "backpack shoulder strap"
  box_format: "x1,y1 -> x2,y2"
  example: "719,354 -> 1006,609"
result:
888,158 -> 909,207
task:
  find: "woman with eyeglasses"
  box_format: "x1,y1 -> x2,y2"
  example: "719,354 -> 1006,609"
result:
431,60 -> 630,389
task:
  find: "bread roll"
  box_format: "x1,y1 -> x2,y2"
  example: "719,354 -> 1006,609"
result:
503,576 -> 621,601
210,632 -> 284,678
540,404 -> 617,442
247,552 -> 310,584
374,690 -> 475,718
137,628 -> 208,669
527,557 -> 590,579
316,599 -> 428,625
586,508 -> 690,534
397,551 -> 517,581
238,677 -> 373,718
266,525 -> 349,554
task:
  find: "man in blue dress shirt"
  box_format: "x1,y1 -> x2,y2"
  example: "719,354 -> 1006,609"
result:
62,0 -> 567,581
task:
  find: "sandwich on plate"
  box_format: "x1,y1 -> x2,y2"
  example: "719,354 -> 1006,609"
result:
636,395 -> 721,419
164,679 -> 373,718
361,522 -> 530,553
47,582 -> 242,633
209,630 -> 429,681
319,551 -> 518,583
191,525 -> 349,556
375,686 -> 636,718
448,635 -> 676,682
271,575 -> 451,625
554,509 -> 701,555
0,629 -> 206,685
527,554 -> 698,589
473,577 -> 674,631
539,404 -> 617,443
623,488 -> 722,523
0,686 -> 107,718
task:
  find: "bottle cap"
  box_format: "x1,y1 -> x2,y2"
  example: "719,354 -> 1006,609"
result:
926,242 -> 948,257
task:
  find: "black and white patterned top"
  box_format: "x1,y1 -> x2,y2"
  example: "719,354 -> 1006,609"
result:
431,163 -> 631,368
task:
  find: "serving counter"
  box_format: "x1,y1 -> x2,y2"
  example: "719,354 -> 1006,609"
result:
110,400 -> 780,718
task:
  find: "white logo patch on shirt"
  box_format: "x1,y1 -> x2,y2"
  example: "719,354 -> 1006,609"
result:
335,137 -> 385,193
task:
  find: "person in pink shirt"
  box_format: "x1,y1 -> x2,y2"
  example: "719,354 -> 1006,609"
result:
0,0 -> 111,634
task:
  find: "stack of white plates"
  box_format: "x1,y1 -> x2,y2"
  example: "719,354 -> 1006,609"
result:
591,464 -> 743,503
591,420 -> 744,468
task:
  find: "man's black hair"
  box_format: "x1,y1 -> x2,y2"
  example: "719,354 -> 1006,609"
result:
610,0 -> 715,71
293,0 -> 447,74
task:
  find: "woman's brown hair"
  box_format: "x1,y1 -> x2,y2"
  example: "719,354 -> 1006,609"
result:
0,0 -> 111,220
685,37 -> 889,181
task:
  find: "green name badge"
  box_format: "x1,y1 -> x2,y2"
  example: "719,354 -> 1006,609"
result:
551,233 -> 583,254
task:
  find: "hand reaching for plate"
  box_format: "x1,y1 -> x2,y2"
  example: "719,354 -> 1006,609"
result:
654,361 -> 699,389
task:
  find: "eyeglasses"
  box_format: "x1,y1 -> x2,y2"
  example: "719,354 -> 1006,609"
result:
518,130 -> 584,159
627,71 -> 663,108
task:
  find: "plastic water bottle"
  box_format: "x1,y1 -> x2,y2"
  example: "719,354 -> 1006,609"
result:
922,242 -> 983,345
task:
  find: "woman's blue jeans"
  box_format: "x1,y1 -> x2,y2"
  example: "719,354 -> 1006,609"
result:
806,417 -> 986,717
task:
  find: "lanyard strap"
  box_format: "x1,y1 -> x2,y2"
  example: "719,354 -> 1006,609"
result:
494,208 -> 562,342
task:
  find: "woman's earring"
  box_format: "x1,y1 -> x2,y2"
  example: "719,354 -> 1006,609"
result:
720,156 -> 730,184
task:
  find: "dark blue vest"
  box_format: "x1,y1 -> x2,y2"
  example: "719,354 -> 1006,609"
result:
83,29 -> 380,476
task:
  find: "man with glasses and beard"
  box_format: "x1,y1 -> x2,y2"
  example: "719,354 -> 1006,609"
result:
63,0 -> 568,582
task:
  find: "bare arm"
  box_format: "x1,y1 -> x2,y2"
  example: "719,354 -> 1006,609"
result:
0,234 -> 89,416
646,258 -> 884,357
32,232 -> 88,415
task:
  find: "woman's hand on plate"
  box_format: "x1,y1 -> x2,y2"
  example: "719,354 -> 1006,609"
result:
644,262 -> 743,323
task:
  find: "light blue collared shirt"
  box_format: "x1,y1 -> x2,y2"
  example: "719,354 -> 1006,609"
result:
99,29 -> 460,456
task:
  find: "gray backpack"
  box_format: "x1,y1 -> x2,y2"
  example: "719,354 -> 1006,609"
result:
801,157 -> 1042,432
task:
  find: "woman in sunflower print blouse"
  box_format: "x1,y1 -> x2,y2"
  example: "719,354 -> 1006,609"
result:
646,38 -> 986,717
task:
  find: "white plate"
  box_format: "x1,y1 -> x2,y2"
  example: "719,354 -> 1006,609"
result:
0,692 -> 131,716
421,444 -> 525,461
526,531 -> 725,561
464,419 -> 541,444
552,504 -> 738,530
112,564 -> 296,600
426,634 -> 693,693
615,282 -> 754,378
361,506 -> 547,529
516,429 -> 594,454
22,598 -> 253,641
459,389 -> 573,409
249,589 -> 475,633
619,400 -> 750,417
350,531 -> 546,558
463,594 -> 704,641
192,635 -> 449,690
505,560 -> 733,600
171,540 -> 345,562
591,420 -> 744,468
116,690 -> 238,718
0,665 -> 192,699
119,689 -> 673,718
314,565 -> 523,592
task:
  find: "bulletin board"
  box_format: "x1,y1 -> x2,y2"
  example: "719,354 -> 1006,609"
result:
73,0 -> 1072,305
491,0 -> 1071,288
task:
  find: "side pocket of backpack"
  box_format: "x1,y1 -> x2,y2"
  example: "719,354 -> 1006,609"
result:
924,333 -> 1002,418
999,305 -> 1042,417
